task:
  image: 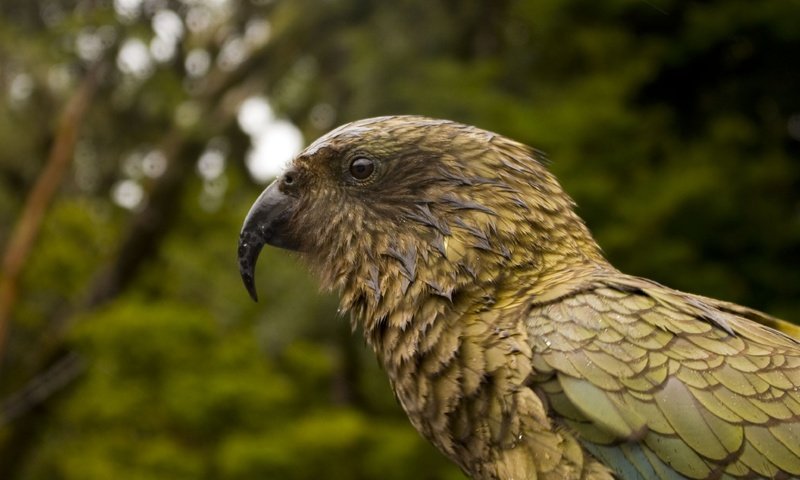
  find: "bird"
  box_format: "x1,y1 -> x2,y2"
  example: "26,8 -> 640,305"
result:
238,115 -> 800,479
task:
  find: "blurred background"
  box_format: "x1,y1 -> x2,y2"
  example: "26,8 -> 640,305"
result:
0,0 -> 799,478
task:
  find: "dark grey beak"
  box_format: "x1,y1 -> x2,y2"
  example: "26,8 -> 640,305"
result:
238,180 -> 300,302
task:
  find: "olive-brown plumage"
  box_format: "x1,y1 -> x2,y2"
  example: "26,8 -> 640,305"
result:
238,116 -> 800,479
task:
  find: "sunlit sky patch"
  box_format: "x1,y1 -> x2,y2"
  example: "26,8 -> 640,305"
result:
237,96 -> 304,183
150,9 -> 183,62
112,179 -> 144,210
152,9 -> 183,42
116,38 -> 153,78
113,0 -> 141,21
185,48 -> 211,77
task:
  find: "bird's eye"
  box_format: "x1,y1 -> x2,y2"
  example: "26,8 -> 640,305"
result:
349,157 -> 375,180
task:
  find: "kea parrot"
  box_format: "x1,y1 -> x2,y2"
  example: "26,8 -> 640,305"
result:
237,116 -> 800,479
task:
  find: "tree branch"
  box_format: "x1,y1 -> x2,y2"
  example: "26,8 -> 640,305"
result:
0,65 -> 102,365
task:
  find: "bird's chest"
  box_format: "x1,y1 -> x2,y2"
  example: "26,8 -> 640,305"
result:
373,313 -> 535,469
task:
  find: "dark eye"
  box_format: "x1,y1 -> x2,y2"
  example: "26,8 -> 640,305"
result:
349,157 -> 375,180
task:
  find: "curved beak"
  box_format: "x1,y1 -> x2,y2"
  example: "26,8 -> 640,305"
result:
238,180 -> 300,302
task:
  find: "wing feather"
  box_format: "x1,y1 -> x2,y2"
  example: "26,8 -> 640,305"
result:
528,275 -> 800,479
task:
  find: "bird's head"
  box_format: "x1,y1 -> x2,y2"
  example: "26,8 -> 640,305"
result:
239,116 -> 604,326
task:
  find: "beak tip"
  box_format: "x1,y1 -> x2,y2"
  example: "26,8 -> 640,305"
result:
238,234 -> 262,303
241,271 -> 259,302
248,289 -> 260,303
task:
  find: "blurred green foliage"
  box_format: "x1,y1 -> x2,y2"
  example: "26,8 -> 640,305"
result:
0,0 -> 798,479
